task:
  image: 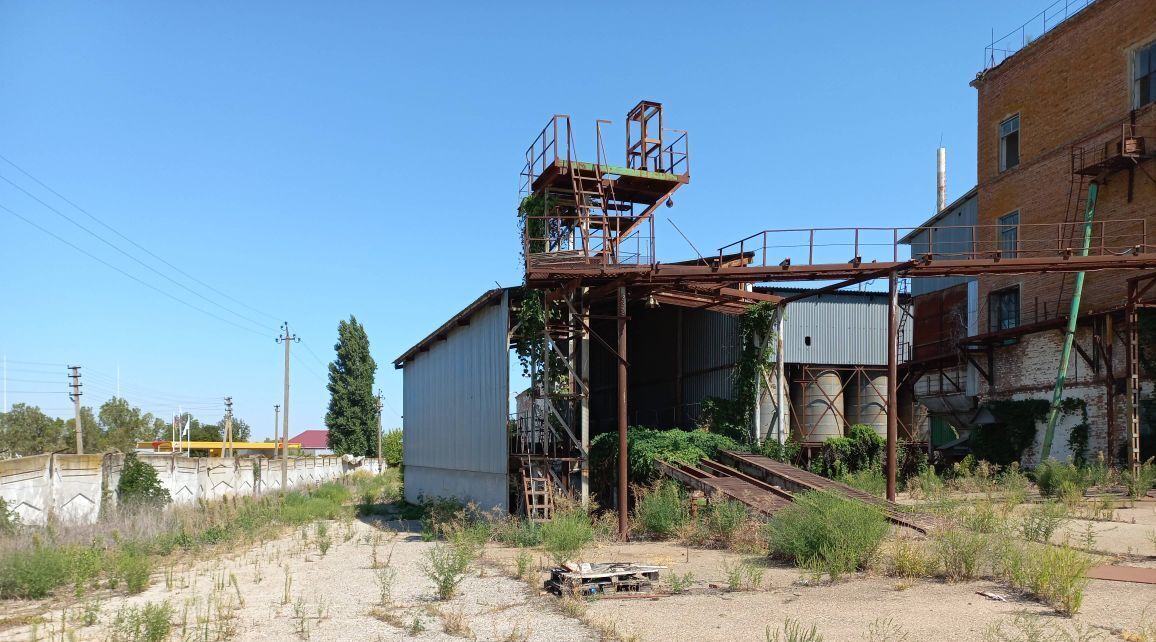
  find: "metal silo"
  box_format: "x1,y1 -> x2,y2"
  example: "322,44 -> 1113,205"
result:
799,369 -> 844,443
846,369 -> 888,439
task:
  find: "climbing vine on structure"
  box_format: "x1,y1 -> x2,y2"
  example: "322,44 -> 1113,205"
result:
701,301 -> 778,442
513,194 -> 563,389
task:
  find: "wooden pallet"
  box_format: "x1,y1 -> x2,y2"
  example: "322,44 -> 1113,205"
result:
545,562 -> 664,596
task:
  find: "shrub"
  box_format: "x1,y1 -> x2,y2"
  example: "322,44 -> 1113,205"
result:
420,542 -> 474,600
1020,501 -> 1067,543
765,491 -> 888,581
810,425 -> 884,479
382,429 -> 403,468
721,558 -> 764,591
109,601 -> 173,642
704,500 -> 750,546
1020,545 -> 1092,616
1033,460 -> 1088,498
117,454 -> 170,509
759,437 -> 802,464
1123,458 -> 1156,499
884,538 -> 934,579
0,544 -> 72,599
667,571 -> 694,594
540,508 -> 594,565
0,497 -> 19,535
634,481 -> 689,538
932,528 -> 986,582
110,544 -> 151,594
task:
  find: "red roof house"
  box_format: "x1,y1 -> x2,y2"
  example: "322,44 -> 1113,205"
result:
288,430 -> 332,455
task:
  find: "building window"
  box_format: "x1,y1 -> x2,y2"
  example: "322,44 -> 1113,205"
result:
1135,40 -> 1156,109
999,210 -> 1020,257
989,287 -> 1020,331
999,115 -> 1020,172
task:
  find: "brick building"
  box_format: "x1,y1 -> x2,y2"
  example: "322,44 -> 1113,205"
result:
912,0 -> 1156,465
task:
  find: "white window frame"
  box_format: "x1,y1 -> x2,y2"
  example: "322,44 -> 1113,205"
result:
999,114 -> 1020,172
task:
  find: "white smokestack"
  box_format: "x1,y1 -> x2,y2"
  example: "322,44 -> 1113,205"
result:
937,147 -> 947,213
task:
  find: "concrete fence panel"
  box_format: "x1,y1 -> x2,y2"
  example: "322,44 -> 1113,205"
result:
51,455 -> 104,525
0,454 -> 53,526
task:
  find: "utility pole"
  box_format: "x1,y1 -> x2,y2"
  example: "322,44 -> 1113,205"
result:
273,404 -> 280,449
376,391 -> 383,473
224,396 -> 234,458
68,366 -> 83,454
276,323 -> 299,490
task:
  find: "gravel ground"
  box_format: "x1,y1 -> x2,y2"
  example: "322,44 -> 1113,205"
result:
0,518 -> 592,642
9,501 -> 1156,641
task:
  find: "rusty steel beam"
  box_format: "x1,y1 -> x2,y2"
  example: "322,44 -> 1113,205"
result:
778,263 -> 915,305
527,253 -> 1156,287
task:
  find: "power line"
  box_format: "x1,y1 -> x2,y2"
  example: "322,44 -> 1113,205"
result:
0,171 -> 272,333
0,153 -> 284,326
0,201 -> 269,337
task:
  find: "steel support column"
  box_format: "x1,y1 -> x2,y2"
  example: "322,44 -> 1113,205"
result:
886,271 -> 899,502
1127,279 -> 1141,476
617,286 -> 629,540
580,289 -> 590,508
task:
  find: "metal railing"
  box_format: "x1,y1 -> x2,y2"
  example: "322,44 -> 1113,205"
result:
519,115 -> 570,197
983,0 -> 1095,70
1071,124 -> 1153,174
719,220 -> 1150,268
662,128 -> 690,176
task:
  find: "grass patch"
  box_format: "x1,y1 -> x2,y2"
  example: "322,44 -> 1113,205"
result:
765,491 -> 887,581
420,541 -> 476,600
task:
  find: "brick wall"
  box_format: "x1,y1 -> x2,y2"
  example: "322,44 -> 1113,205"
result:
973,0 -> 1156,330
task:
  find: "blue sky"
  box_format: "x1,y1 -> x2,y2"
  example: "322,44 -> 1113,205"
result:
0,1 -> 1041,439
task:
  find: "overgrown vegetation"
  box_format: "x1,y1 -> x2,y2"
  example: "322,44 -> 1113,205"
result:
765,490 -> 888,581
969,399 -> 1049,465
590,427 -> 740,488
700,302 -> 777,441
117,453 -> 171,510
0,470 -> 397,601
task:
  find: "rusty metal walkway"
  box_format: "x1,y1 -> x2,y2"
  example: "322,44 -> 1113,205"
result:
655,460 -> 792,516
718,451 -> 936,533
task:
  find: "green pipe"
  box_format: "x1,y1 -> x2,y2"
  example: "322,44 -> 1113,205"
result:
1040,181 -> 1099,462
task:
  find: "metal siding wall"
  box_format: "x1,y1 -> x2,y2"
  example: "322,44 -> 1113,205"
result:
402,294 -> 508,508
910,195 -> 978,296
782,295 -> 896,366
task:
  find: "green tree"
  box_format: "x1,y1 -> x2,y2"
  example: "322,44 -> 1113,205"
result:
99,397 -> 158,453
216,416 -> 251,442
63,406 -> 103,453
0,404 -> 66,456
325,316 -> 377,456
382,429 -> 403,467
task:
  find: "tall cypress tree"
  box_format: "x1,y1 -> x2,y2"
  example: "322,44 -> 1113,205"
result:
325,316 -> 377,456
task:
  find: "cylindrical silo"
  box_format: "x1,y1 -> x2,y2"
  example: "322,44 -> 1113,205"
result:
757,369 -> 790,443
800,369 -> 844,444
846,369 -> 888,439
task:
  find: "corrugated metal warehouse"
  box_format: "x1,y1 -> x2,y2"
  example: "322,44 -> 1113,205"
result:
394,285 -> 917,511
